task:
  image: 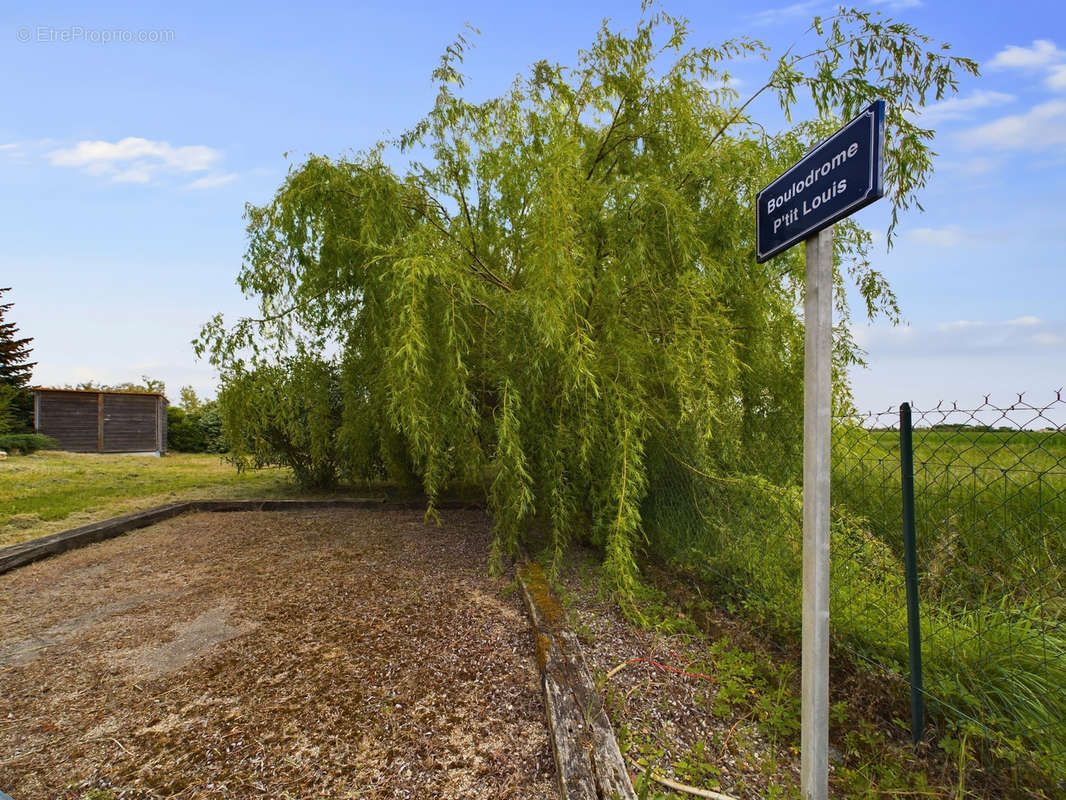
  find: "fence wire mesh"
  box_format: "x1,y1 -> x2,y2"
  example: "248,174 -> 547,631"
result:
834,393 -> 1066,777
641,391 -> 1066,783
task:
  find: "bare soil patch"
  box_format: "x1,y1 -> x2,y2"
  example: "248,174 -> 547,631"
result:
0,509 -> 555,799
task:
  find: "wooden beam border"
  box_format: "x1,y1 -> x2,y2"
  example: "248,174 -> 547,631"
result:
0,499 -> 484,576
517,562 -> 636,800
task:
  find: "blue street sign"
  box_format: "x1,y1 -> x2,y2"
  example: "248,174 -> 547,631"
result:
756,100 -> 885,263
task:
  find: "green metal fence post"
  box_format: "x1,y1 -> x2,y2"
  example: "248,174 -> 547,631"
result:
899,402 -> 925,745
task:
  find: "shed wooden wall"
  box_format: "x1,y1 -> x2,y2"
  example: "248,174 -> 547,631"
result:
34,391 -> 167,453
102,394 -> 159,452
35,392 -> 98,452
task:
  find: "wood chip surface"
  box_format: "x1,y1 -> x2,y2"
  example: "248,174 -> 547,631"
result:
0,509 -> 556,799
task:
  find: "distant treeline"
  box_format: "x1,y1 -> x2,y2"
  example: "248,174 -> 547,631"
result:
861,423 -> 1060,434
166,403 -> 227,453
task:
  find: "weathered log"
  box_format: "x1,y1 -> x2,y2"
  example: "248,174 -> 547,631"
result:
518,562 -> 636,800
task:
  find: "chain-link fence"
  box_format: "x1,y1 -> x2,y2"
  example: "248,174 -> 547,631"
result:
833,393 -> 1066,778
641,391 -> 1066,784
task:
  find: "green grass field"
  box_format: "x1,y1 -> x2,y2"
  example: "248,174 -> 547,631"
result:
642,424 -> 1066,788
0,451 -> 299,548
834,426 -> 1066,601
830,425 -> 1066,783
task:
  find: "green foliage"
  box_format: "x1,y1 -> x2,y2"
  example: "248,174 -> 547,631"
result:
179,384 -> 201,413
197,401 -> 228,453
0,432 -> 58,455
198,7 -> 973,585
652,439 -> 1066,785
833,718 -> 939,797
70,375 -> 166,395
0,287 -> 35,390
217,353 -> 343,489
167,406 -> 206,452
0,287 -> 36,432
600,564 -> 936,800
167,400 -> 228,453
0,382 -> 18,434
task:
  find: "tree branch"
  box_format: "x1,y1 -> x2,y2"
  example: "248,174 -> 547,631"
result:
586,95 -> 627,180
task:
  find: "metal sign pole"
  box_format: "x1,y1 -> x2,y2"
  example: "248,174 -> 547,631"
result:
755,101 -> 885,800
801,224 -> 833,800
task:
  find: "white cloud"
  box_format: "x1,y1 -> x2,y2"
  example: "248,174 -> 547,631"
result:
879,317 -> 1066,355
1048,65 -> 1066,91
849,323 -> 913,350
988,39 -> 1066,92
957,156 -> 998,174
47,137 -> 222,183
112,165 -> 155,183
186,172 -> 238,190
1007,316 -> 1042,327
909,225 -> 967,247
918,90 -> 1014,123
988,40 -> 1066,70
0,142 -> 25,160
937,319 -> 983,332
959,100 -> 1066,151
865,317 -> 1064,346
850,318 -> 1066,415
752,0 -> 822,26
0,141 -> 32,164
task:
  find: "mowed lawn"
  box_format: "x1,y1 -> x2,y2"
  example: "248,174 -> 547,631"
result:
0,451 -> 299,548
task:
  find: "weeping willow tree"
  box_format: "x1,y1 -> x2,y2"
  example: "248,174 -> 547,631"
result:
198,6 -> 974,591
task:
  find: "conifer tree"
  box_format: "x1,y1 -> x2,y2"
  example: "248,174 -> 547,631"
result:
0,288 -> 36,432
0,288 -> 35,389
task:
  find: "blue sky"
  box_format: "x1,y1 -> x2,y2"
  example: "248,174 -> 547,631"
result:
1,0 -> 1062,415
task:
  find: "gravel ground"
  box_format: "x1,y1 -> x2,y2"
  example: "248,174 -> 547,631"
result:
557,550 -> 803,799
0,509 -> 556,800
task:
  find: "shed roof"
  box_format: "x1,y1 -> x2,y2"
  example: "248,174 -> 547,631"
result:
33,387 -> 169,400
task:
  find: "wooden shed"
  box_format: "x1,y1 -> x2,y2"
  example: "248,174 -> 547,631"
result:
33,389 -> 168,455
